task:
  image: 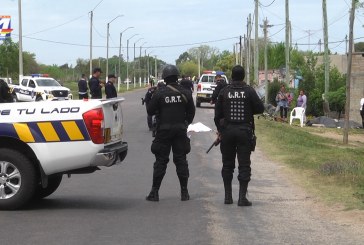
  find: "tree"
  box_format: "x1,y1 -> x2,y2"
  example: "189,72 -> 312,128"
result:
178,61 -> 198,77
188,45 -> 218,70
214,51 -> 234,79
0,38 -> 39,81
354,42 -> 364,52
327,86 -> 346,118
176,52 -> 192,65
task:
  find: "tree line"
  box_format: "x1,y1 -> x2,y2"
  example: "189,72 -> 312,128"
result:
0,38 -> 347,117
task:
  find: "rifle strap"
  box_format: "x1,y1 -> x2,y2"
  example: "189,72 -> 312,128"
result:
167,85 -> 187,103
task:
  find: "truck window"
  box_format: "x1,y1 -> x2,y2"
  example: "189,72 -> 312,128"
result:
21,79 -> 28,86
28,80 -> 36,88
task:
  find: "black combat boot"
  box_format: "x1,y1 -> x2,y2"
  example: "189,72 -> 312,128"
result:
146,177 -> 163,202
146,187 -> 159,201
181,187 -> 190,201
223,179 -> 233,204
178,176 -> 190,201
238,182 -> 252,206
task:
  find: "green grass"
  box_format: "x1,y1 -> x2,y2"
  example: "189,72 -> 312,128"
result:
255,118 -> 364,209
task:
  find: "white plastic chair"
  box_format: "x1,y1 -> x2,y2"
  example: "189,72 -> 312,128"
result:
290,107 -> 306,127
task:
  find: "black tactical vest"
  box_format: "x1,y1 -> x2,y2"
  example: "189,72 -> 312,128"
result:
222,85 -> 252,124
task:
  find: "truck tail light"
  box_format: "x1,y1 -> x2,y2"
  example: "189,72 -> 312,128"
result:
197,83 -> 201,92
83,108 -> 104,144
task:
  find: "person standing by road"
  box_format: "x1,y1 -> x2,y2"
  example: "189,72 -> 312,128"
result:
78,74 -> 88,100
360,97 -> 364,128
297,89 -> 307,110
89,67 -> 103,99
0,79 -> 13,103
214,65 -> 264,206
146,65 -> 195,202
143,84 -> 158,131
180,75 -> 194,93
277,85 -> 288,121
210,73 -> 227,104
105,74 -> 118,99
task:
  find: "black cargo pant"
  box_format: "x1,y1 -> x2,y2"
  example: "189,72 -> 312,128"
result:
220,125 -> 252,183
151,128 -> 190,183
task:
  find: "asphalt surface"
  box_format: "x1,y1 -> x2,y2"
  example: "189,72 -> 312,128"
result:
1,87 -> 363,245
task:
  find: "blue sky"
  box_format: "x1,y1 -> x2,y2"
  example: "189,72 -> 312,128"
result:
1,0 -> 363,66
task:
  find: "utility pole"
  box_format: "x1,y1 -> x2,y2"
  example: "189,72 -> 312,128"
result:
89,11 -> 93,77
246,14 -> 252,85
18,0 -> 23,82
198,52 -> 201,78
305,30 -> 312,52
154,55 -> 157,80
106,15 -> 122,82
254,0 -> 259,86
285,0 -> 290,86
345,35 -> 348,53
343,0 -> 356,144
323,0 -> 330,102
239,35 -> 243,65
118,27 -> 134,91
261,18 -> 273,104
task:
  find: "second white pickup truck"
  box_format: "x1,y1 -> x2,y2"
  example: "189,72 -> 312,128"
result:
0,98 -> 127,210
11,74 -> 73,102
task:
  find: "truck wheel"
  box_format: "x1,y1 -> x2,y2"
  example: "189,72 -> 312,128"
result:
0,148 -> 37,210
196,99 -> 201,108
34,174 -> 62,199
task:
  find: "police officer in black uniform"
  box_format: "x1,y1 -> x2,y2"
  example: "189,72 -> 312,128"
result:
146,65 -> 195,202
179,75 -> 194,93
210,73 -> 227,104
105,74 -> 118,99
144,85 -> 158,130
214,65 -> 264,206
89,67 -> 103,99
0,79 -> 13,103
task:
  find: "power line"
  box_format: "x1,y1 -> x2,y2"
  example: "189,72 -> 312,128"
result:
259,0 -> 276,8
23,14 -> 88,37
268,26 -> 285,38
23,0 -> 106,37
13,35 -> 239,49
92,0 -> 105,11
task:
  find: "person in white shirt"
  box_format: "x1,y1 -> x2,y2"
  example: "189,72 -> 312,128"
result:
360,98 -> 364,128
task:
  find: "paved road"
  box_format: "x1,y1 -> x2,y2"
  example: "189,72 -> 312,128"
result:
1,88 -> 363,245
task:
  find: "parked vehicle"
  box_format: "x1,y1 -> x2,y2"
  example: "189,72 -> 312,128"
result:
195,71 -> 228,107
11,74 -> 72,102
0,98 -> 128,209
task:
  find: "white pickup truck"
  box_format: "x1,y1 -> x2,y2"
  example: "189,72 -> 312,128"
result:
195,71 -> 228,107
0,98 -> 128,210
11,74 -> 73,102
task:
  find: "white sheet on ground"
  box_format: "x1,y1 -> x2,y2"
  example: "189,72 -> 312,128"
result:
187,122 -> 212,132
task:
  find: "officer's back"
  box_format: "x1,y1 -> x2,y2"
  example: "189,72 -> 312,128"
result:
145,65 -> 195,202
147,73 -> 194,129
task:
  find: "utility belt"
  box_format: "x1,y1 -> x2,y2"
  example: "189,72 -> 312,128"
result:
158,122 -> 187,130
224,121 -> 252,130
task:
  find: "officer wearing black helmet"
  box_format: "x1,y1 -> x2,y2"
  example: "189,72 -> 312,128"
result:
214,65 -> 264,206
146,65 -> 195,202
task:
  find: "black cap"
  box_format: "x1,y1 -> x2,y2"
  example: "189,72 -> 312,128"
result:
108,74 -> 116,79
